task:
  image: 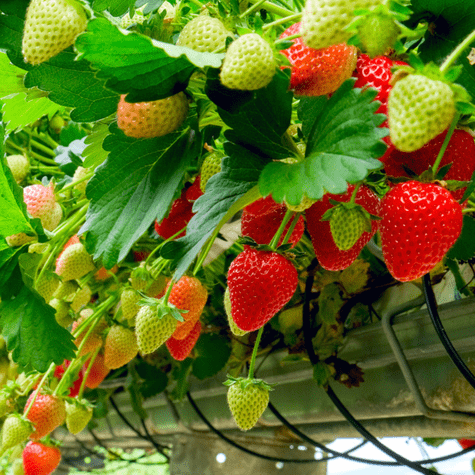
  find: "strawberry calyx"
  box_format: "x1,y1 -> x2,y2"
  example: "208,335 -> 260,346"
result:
223,375 -> 274,392
138,294 -> 186,323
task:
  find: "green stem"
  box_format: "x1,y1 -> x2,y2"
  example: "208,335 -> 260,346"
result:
281,213 -> 300,246
265,13 -> 302,31
282,130 -> 304,161
145,226 -> 187,267
239,0 -> 267,18
59,171 -> 94,193
446,259 -> 472,297
29,151 -> 57,166
248,0 -> 295,16
23,363 -> 56,418
349,183 -> 361,205
78,346 -> 100,399
248,326 -> 264,380
5,140 -> 25,154
440,29 -> 475,74
431,113 -> 460,175
29,139 -> 56,158
269,208 -> 294,250
30,166 -> 64,176
462,207 -> 475,213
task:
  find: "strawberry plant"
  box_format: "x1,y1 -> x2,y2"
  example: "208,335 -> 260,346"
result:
0,0 -> 475,470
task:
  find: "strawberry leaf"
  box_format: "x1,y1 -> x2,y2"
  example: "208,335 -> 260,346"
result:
80,125 -> 197,268
259,80 -> 385,205
93,0 -> 135,16
24,50 -> 120,122
75,18 -> 224,102
83,123 -> 110,169
160,143 -> 268,278
0,286 -> 76,372
192,333 -> 231,380
134,360 -> 168,399
0,241 -> 24,300
446,215 -> 475,261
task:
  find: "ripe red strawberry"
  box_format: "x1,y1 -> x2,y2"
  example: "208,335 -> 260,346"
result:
53,361 -> 84,398
458,439 -> 475,450
379,181 -> 463,281
85,353 -> 110,389
23,441 -> 61,475
224,287 -> 248,336
55,242 -> 95,281
117,92 -> 189,139
305,185 -> 380,271
280,22 -> 357,96
24,393 -> 66,440
227,248 -> 298,332
241,197 -> 305,248
22,0 -> 88,65
166,320 -> 201,361
184,177 -> 204,202
94,264 -> 118,281
383,129 -> 475,202
104,325 -> 138,369
155,195 -> 193,240
167,276 -> 208,340
1,414 -> 32,451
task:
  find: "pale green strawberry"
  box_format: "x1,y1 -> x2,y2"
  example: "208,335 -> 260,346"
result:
224,287 -> 247,337
65,400 -> 93,434
120,8 -> 145,28
72,166 -> 91,194
200,152 -> 223,192
22,0 -> 88,65
357,13 -> 400,58
388,73 -> 456,152
285,195 -> 315,212
146,275 -> 169,298
70,285 -> 92,313
130,265 -> 151,291
220,33 -> 276,90
104,325 -> 138,369
177,16 -> 231,53
121,288 -> 141,323
53,281 -> 78,301
325,203 -> 372,251
6,155 -> 29,184
50,298 -> 73,327
41,202 -> 63,231
1,415 -> 32,452
135,305 -> 177,355
12,458 -> 24,475
36,272 -> 60,302
225,378 -> 270,431
302,0 -> 382,50
5,234 -> 35,248
55,242 -> 95,281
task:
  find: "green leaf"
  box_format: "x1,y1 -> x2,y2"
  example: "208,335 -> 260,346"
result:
75,18 -> 224,102
80,125 -> 197,268
24,50 -> 120,122
0,53 -> 28,96
317,283 -> 345,325
0,240 -> 24,299
1,92 -> 62,134
170,359 -> 193,402
407,0 -> 475,98
446,215 -> 475,261
160,143 -> 268,278
422,438 -> 447,448
217,69 -> 294,160
134,360 -> 168,399
259,80 -> 385,205
0,0 -> 31,70
312,361 -> 333,387
126,363 -> 148,419
93,0 -> 135,16
192,333 -> 231,380
83,122 -> 110,169
0,286 -> 76,372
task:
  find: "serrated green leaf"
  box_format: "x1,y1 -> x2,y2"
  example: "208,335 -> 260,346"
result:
461,169 -> 475,204
0,53 -> 28,96
1,92 -> 62,134
80,125 -> 197,268
93,0 -> 135,16
317,283 -> 345,325
24,50 -> 119,122
83,123 -> 110,169
134,360 -> 168,399
170,359 -> 193,401
259,82 -> 385,205
218,69 -> 294,160
446,215 -> 475,261
160,143 -> 268,278
192,333 -> 231,380
313,361 -> 333,387
75,18 -> 224,102
0,286 -> 76,372
0,241 -> 25,299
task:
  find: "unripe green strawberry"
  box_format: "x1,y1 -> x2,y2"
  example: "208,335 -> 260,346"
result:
6,155 -> 29,184
5,234 -> 35,248
200,152 -> 223,191
53,281 -> 77,301
104,325 -> 138,369
130,264 -> 151,291
388,74 -> 456,152
177,16 -> 231,53
326,204 -> 372,251
117,92 -> 189,139
357,13 -> 400,58
121,288 -> 141,323
49,114 -> 65,134
35,272 -> 60,302
65,400 -> 93,434
225,378 -> 270,431
120,8 -> 145,28
135,305 -> 177,355
1,415 -> 32,452
55,242 -> 95,281
49,298 -> 72,327
146,275 -> 169,297
285,195 -> 315,212
220,34 -> 276,90
70,285 -> 92,313
72,166 -> 91,194
12,459 -> 24,475
302,0 -> 382,50
22,0 -> 88,65
224,287 -> 247,337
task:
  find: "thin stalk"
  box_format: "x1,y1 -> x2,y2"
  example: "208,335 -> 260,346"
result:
248,326 -> 264,380
265,13 -> 302,31
29,139 -> 56,157
193,234 -> 220,275
269,208 -> 294,250
282,130 -> 304,160
78,346 -> 100,399
431,113 -> 460,175
29,151 -> 58,166
239,0 -> 267,18
30,166 -> 64,176
281,213 -> 301,246
440,29 -> 475,74
145,226 -> 187,267
161,280 -> 174,306
23,363 -> 55,418
59,171 -> 94,193
248,0 -> 295,16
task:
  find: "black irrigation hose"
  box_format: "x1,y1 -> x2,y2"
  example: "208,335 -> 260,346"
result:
423,273 -> 475,390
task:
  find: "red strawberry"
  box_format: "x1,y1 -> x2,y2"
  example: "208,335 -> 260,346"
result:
379,181 -> 463,282
166,320 -> 201,361
167,276 -> 208,340
383,129 -> 475,202
227,248 -> 298,332
184,177 -> 204,202
24,393 -> 66,440
458,439 -> 475,450
23,441 -> 61,475
305,185 -> 380,271
85,353 -> 110,389
244,195 -> 282,217
241,198 -> 304,248
280,22 -> 357,96
53,361 -> 84,398
155,195 -> 193,239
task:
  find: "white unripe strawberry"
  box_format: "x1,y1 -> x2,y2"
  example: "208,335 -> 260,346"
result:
55,242 -> 95,281
6,155 -> 29,183
177,16 -> 231,53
